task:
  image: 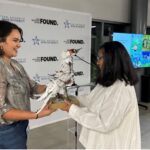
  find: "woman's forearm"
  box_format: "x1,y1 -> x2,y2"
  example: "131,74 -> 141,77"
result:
2,109 -> 37,121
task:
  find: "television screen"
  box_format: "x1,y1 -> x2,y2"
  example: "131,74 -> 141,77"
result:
113,32 -> 150,68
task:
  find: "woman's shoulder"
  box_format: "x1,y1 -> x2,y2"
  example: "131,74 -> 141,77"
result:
96,80 -> 133,89
106,80 -> 134,94
11,59 -> 19,64
114,80 -> 131,87
113,80 -> 135,95
105,80 -> 136,102
0,58 -> 5,67
11,59 -> 23,67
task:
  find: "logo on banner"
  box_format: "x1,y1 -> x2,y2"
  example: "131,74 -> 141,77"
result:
64,20 -> 85,29
64,39 -> 85,44
32,36 -> 58,45
74,71 -> 84,76
32,56 -> 58,62
33,74 -> 49,83
32,18 -> 58,25
0,15 -> 25,23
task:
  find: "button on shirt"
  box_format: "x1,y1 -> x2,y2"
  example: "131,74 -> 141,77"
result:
0,58 -> 38,124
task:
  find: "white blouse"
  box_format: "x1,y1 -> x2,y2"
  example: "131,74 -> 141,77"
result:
69,80 -> 141,149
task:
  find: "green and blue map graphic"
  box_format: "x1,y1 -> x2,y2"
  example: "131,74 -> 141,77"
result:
113,33 -> 150,68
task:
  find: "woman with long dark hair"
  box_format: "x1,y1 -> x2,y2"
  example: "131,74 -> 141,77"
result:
61,41 -> 141,149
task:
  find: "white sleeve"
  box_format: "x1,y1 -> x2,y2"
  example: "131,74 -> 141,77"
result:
69,85 -> 135,133
76,95 -> 89,107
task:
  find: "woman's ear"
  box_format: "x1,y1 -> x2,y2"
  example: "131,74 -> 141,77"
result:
0,43 -> 3,50
0,43 -> 4,55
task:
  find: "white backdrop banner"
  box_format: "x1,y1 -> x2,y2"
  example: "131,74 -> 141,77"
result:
0,0 -> 91,129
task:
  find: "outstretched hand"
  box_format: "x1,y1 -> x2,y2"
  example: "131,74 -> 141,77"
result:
60,100 -> 72,112
37,102 -> 57,118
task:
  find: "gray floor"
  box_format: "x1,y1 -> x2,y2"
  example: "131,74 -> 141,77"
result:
27,118 -> 84,149
139,102 -> 150,149
27,102 -> 150,149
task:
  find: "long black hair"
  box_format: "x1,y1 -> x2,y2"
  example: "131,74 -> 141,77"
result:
96,41 -> 138,87
0,20 -> 23,56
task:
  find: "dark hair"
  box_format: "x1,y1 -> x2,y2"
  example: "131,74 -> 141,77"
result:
0,20 -> 23,56
96,41 -> 138,87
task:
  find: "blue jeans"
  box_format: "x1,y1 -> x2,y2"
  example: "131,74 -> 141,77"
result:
0,120 -> 28,149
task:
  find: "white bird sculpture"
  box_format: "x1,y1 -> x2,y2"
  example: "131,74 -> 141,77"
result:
36,49 -> 77,113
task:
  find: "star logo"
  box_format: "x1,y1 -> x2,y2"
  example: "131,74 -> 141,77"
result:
32,36 -> 40,45
64,20 -> 70,28
33,74 -> 40,82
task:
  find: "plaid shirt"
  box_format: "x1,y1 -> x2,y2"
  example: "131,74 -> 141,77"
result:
0,58 -> 38,124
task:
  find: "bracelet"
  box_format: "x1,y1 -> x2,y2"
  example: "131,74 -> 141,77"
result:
35,113 -> 39,119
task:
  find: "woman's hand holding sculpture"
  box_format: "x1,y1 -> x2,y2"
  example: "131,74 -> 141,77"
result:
36,102 -> 57,119
60,100 -> 73,112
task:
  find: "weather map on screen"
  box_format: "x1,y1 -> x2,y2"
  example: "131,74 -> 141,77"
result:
113,32 -> 150,68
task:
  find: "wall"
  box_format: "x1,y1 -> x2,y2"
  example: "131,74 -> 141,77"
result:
7,0 -> 150,26
9,0 -> 131,23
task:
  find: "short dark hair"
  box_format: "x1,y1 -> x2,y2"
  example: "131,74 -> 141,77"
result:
96,41 -> 138,87
0,20 -> 23,56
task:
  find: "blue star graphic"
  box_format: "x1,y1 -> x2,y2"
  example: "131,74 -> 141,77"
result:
32,36 -> 40,45
64,20 -> 70,28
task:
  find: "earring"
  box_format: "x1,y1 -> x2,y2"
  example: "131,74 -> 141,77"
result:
0,46 -> 4,55
0,45 -> 3,50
